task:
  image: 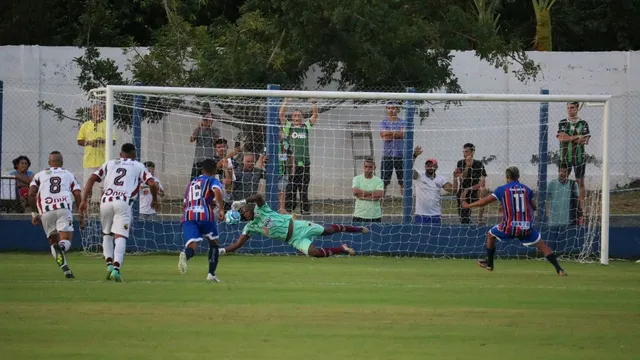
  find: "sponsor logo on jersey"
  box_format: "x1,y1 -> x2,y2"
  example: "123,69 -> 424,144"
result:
290,132 -> 307,139
104,189 -> 127,197
44,196 -> 68,204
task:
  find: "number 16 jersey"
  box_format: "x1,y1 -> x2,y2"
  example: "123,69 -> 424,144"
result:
93,158 -> 153,205
182,175 -> 223,222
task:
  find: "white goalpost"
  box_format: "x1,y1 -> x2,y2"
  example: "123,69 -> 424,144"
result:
86,85 -> 611,264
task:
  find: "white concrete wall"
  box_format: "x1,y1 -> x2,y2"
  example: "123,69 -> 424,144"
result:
1,46 -> 639,200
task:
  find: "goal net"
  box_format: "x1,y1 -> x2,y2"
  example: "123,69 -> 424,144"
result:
82,86 -> 612,262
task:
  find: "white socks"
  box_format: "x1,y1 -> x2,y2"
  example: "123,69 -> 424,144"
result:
103,235 -> 114,260
59,240 -> 71,252
114,237 -> 126,268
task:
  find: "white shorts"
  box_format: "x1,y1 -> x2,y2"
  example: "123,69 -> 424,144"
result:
100,201 -> 132,238
41,209 -> 74,237
83,167 -> 102,202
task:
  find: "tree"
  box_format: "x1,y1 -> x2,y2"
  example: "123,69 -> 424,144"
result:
532,0 -> 557,51
39,0 -> 542,151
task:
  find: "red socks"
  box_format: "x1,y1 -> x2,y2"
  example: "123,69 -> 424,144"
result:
312,247 -> 346,258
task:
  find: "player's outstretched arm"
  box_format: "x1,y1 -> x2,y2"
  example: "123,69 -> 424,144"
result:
220,234 -> 250,255
146,178 -> 159,210
462,194 -> 496,209
213,187 -> 224,221
232,194 -> 265,210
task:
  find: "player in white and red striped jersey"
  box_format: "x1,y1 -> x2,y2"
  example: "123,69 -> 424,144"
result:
79,143 -> 159,282
28,151 -> 83,279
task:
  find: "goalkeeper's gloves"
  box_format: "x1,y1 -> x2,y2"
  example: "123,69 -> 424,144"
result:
218,248 -> 226,255
231,200 -> 247,211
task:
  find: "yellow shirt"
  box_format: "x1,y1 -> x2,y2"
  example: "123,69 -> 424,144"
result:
77,120 -> 117,168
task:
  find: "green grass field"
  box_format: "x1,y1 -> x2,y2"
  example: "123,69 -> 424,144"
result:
1,254 -> 639,360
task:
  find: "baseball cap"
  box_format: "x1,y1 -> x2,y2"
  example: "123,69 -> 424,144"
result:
425,158 -> 438,166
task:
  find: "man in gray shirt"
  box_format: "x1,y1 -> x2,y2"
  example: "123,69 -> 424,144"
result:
190,110 -> 219,179
233,153 -> 266,201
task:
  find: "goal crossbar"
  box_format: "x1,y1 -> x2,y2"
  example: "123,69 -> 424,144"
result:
100,85 -> 612,265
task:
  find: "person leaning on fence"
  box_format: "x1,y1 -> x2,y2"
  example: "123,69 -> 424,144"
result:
546,162 -> 582,227
456,143 -> 489,224
212,138 -> 239,210
232,153 -> 266,201
379,100 -> 406,197
190,103 -> 219,179
352,157 -> 385,223
10,155 -> 34,211
280,97 -> 318,215
76,103 -> 116,205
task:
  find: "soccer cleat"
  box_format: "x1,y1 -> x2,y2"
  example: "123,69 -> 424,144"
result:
557,270 -> 568,276
64,271 -> 75,279
206,274 -> 222,282
477,259 -> 494,271
342,244 -> 356,256
178,251 -> 188,274
106,264 -> 114,280
111,269 -> 123,282
360,227 -> 369,234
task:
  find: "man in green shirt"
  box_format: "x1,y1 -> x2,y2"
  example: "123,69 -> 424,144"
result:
280,98 -> 318,214
546,162 -> 582,226
352,158 -> 385,222
219,194 -> 368,257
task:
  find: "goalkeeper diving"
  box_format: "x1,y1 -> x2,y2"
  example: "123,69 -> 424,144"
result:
220,194 -> 368,257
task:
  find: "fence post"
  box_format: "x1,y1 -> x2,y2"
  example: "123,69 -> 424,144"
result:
536,88 -> 550,224
266,84 -> 280,209
402,87 -> 417,225
132,82 -> 143,221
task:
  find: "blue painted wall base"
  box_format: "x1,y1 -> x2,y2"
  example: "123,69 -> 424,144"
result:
2,219 -> 639,259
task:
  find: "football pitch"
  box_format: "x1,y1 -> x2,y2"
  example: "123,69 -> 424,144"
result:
0,254 -> 638,360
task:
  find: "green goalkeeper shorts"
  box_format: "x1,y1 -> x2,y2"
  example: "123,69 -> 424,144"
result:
288,220 -> 325,255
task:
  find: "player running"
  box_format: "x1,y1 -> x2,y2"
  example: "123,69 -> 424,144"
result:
178,159 -> 225,281
28,151 -> 84,278
219,194 -> 368,257
462,166 -> 566,276
79,143 -> 159,282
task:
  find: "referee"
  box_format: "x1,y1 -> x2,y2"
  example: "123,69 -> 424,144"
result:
455,143 -> 488,224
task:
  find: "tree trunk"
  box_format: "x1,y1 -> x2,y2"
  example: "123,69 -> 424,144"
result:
534,8 -> 552,51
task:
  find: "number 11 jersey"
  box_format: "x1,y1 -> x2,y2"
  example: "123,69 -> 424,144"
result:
492,180 -> 535,237
182,175 -> 223,222
93,158 -> 153,205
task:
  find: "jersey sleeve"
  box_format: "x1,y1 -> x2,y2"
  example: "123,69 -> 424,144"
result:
139,165 -> 154,184
375,177 -> 384,191
491,185 -> 504,201
581,120 -> 591,137
283,120 -> 292,136
379,119 -> 389,131
557,119 -> 568,135
70,174 -> 81,192
481,164 -> 487,178
352,176 -> 360,189
241,223 -> 254,236
209,178 -> 223,191
305,120 -> 313,131
456,160 -> 464,170
93,162 -> 109,182
29,173 -> 40,188
77,122 -> 87,141
437,176 -> 448,188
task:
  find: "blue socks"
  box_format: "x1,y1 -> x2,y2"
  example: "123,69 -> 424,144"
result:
184,247 -> 195,260
208,243 -> 220,276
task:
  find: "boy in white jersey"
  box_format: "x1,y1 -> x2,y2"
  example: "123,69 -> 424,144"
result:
28,151 -> 83,278
80,143 -> 159,282
140,161 -> 165,218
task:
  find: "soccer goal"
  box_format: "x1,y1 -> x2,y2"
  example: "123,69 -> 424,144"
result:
84,85 -> 612,264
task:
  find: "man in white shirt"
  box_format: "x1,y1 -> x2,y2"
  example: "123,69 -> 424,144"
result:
412,147 -> 457,224
140,161 -> 165,218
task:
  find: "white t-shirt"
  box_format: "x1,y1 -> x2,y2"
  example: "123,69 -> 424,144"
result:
415,173 -> 448,216
30,167 -> 81,214
140,176 -> 164,215
93,158 -> 153,205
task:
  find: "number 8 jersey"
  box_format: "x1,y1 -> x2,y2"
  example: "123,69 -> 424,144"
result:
30,167 -> 81,214
93,158 -> 153,205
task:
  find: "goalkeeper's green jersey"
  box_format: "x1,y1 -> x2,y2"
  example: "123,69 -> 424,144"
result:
241,203 -> 292,242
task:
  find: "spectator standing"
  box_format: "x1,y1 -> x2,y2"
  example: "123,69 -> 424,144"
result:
352,157 -> 385,223
190,104 -> 219,179
76,104 -> 116,204
10,155 -> 34,210
212,138 -> 239,210
280,98 -> 318,214
556,101 -> 590,220
268,131 -> 295,214
456,143 -> 489,224
412,147 -> 457,224
379,101 -> 406,196
546,162 -> 582,226
232,153 -> 266,201
139,161 -> 165,218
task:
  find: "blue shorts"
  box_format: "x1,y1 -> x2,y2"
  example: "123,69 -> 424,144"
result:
489,225 -> 540,246
182,220 -> 219,246
415,215 -> 441,224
